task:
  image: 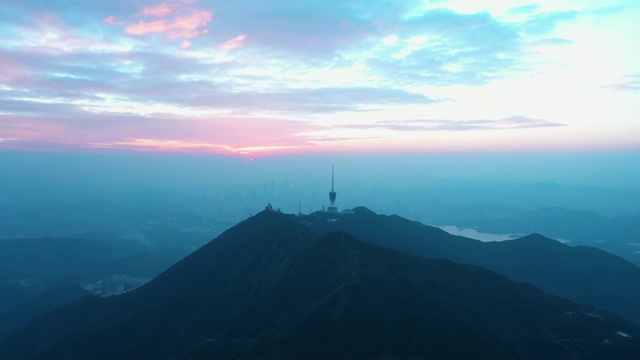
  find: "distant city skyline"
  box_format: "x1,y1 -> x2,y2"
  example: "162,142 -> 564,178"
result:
1,0 -> 639,155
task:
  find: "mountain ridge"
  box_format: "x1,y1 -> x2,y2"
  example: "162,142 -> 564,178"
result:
2,209 -> 640,359
303,207 -> 640,325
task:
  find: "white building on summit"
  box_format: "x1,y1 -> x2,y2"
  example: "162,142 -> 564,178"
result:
327,165 -> 338,213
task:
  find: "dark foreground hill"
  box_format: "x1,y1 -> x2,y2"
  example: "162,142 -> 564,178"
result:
2,210 -> 639,359
0,285 -> 88,340
305,207 -> 640,326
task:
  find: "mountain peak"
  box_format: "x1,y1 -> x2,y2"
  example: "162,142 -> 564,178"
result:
507,233 -> 567,249
351,206 -> 376,215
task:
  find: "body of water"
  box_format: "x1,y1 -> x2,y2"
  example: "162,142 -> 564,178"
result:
437,226 -> 516,242
438,226 -> 571,244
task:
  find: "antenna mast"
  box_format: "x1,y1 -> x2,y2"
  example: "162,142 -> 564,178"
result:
328,164 -> 338,213
331,164 -> 335,191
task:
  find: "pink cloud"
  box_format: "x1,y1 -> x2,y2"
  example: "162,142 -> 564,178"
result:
137,3 -> 173,18
125,9 -> 212,40
102,138 -> 304,155
104,1 -> 212,47
219,34 -> 246,50
0,114 -> 318,155
126,19 -> 170,35
0,56 -> 29,84
103,16 -> 124,25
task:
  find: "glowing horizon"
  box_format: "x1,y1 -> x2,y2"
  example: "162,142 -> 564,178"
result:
1,0 -> 639,156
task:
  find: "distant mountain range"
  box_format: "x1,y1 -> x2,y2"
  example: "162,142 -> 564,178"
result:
416,202 -> 640,264
2,209 -> 639,359
307,207 -> 640,326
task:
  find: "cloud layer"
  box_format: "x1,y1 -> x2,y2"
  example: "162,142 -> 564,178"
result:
1,0 -> 638,154
339,116 -> 565,132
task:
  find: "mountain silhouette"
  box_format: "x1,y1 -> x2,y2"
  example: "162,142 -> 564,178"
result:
0,284 -> 88,340
306,207 -> 640,325
1,210 -> 639,359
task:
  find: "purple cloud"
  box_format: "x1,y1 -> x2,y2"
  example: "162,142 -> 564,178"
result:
606,74 -> 640,92
0,111 -> 322,155
338,116 -> 566,132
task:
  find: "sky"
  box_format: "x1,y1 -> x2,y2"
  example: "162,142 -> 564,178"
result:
1,0 -> 639,156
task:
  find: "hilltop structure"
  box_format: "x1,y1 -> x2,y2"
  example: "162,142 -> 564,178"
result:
327,165 -> 338,213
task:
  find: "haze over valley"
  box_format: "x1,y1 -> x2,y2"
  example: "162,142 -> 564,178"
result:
2,151 -> 639,263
